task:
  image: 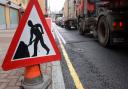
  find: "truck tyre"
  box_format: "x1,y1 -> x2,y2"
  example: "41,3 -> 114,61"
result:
98,16 -> 110,47
78,18 -> 84,35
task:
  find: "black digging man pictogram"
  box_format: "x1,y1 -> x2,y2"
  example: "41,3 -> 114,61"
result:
28,20 -> 50,57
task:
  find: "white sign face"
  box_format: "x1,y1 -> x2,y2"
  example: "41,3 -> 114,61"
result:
12,6 -> 55,60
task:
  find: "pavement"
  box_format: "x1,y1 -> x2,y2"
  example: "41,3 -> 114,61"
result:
0,30 -> 65,89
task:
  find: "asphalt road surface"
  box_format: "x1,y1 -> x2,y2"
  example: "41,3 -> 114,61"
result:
53,23 -> 128,89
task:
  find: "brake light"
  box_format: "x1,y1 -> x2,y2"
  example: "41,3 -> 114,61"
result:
113,22 -> 117,27
119,22 -> 123,27
113,22 -> 124,27
112,21 -> 124,31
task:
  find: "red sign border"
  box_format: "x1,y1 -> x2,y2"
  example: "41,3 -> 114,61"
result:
2,0 -> 61,71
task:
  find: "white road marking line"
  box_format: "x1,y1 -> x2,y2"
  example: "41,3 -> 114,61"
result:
54,26 -> 66,44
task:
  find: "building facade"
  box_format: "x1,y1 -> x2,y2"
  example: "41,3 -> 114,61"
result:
0,0 -> 48,30
38,0 -> 48,15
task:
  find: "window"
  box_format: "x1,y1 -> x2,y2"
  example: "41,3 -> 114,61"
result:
0,5 -> 6,30
10,8 -> 19,29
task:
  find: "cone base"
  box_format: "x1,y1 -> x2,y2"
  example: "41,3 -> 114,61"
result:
21,74 -> 51,89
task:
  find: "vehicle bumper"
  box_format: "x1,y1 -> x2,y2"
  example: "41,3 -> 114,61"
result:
111,29 -> 128,43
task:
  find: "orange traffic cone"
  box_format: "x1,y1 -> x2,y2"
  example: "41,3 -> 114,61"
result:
21,64 -> 51,89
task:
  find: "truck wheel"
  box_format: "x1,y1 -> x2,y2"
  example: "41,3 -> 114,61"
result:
78,19 -> 84,35
98,16 -> 110,47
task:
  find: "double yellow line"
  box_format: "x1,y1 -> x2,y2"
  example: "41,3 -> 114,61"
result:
55,29 -> 84,89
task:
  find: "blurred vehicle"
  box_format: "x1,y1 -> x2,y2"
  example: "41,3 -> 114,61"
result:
55,17 -> 62,26
55,17 -> 65,27
76,0 -> 128,47
63,0 -> 77,29
60,17 -> 65,27
63,0 -> 128,47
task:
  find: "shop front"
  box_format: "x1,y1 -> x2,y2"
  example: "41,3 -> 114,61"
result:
0,5 -> 6,30
10,8 -> 19,30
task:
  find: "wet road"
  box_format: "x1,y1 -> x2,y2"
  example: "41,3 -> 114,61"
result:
53,23 -> 128,89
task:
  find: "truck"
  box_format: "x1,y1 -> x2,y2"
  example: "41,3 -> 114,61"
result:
63,0 -> 77,29
76,0 -> 128,47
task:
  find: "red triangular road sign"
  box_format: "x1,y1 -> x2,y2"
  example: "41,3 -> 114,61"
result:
2,0 -> 61,71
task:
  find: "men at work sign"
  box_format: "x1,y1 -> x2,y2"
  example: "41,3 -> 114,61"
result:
2,0 -> 61,71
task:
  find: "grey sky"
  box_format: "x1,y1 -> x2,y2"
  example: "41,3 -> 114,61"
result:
48,0 -> 65,12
